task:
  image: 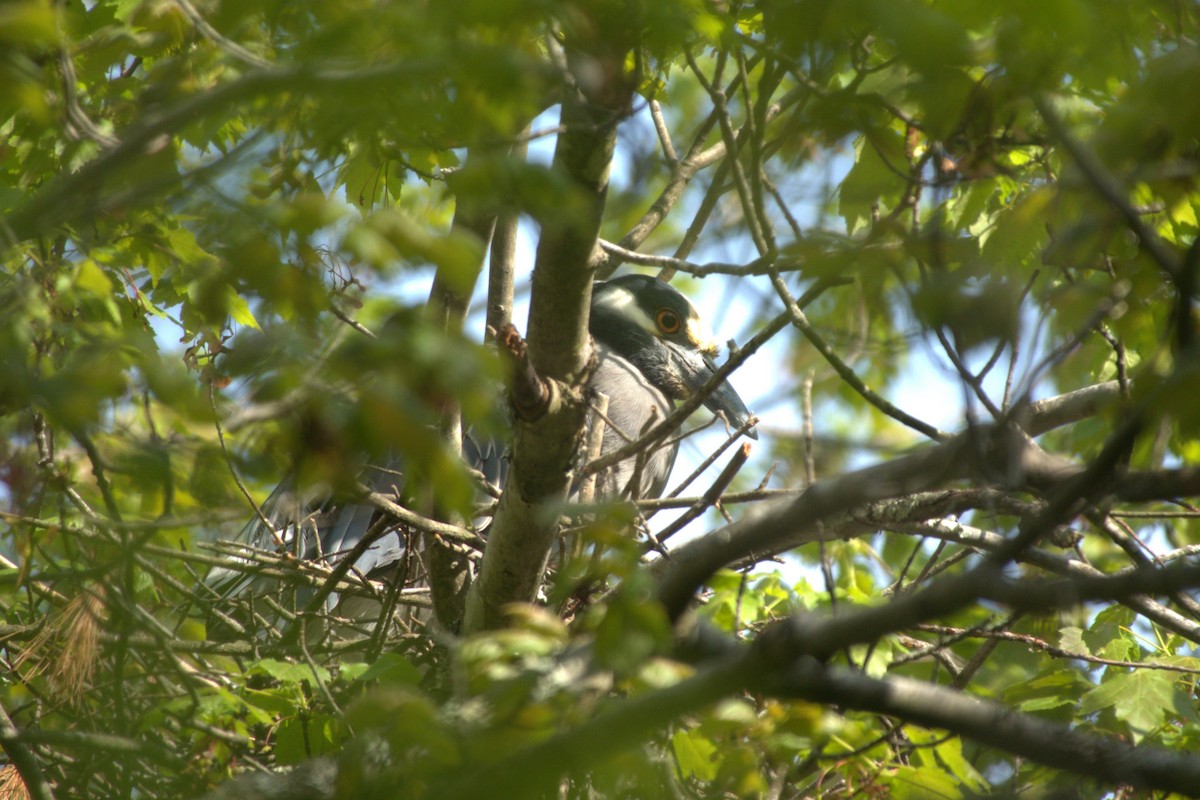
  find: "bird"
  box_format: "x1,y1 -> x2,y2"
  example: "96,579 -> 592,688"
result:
212,274 -> 756,625
585,274 -> 757,499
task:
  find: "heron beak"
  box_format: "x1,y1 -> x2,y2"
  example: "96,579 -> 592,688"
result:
669,344 -> 758,440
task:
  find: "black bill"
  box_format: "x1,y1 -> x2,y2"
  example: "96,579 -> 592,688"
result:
669,343 -> 758,440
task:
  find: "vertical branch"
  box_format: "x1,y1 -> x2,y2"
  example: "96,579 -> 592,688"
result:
734,45 -> 782,258
464,25 -> 634,633
486,136 -> 528,341
801,369 -> 816,487
659,60 -> 793,278
425,152 -> 497,631
598,55 -> 792,280
687,50 -> 768,258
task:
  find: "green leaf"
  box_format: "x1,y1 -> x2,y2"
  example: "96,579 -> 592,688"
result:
672,728 -> 719,781
226,286 -> 260,330
249,658 -> 330,685
594,574 -> 671,676
850,637 -> 895,679
934,736 -> 987,793
864,0 -> 973,73
345,687 -> 461,768
1058,626 -> 1090,658
880,765 -> 962,800
1006,668 -> 1090,714
948,178 -> 998,233
1081,669 -> 1177,741
273,717 -> 310,765
0,2 -> 59,46
112,0 -> 146,23
979,187 -> 1052,267
1169,195 -> 1198,229
838,129 -> 907,235
75,259 -> 115,297
705,698 -> 758,732
243,688 -> 299,718
352,653 -> 422,686
338,144 -> 406,213
344,209 -> 483,292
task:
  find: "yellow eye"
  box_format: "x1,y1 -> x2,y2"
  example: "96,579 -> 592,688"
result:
656,309 -> 682,334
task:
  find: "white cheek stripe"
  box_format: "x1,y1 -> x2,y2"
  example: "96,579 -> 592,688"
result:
596,286 -> 660,336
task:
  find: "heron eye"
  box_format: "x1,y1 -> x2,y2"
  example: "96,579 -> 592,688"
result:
656,309 -> 682,334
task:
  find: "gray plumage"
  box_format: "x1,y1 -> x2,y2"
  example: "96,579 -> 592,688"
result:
212,275 -> 755,612
588,342 -> 675,500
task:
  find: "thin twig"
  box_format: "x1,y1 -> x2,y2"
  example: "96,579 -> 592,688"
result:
173,0 -> 270,66
768,270 -> 949,441
665,415 -> 759,501
209,383 -> 280,543
913,623 -> 1200,676
656,443 -> 752,544
648,99 -> 677,163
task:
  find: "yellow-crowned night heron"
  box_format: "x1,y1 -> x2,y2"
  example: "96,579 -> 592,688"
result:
586,274 -> 756,497
215,274 -> 755,612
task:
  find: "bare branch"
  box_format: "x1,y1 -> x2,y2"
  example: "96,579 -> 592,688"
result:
770,659 -> 1200,796
912,623 -> 1200,675
1024,380 -> 1122,436
658,406 -> 1200,621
